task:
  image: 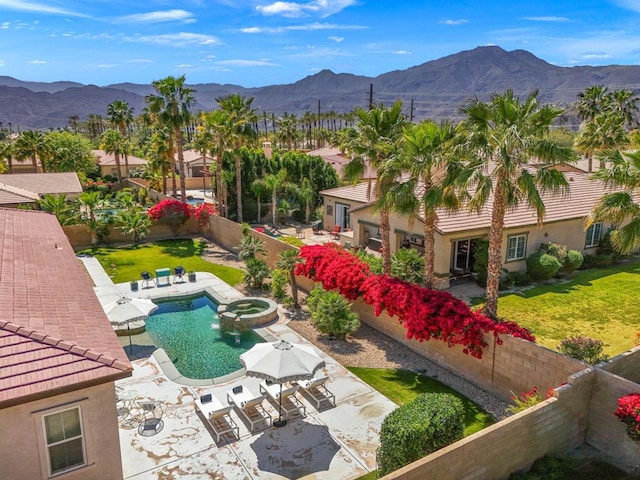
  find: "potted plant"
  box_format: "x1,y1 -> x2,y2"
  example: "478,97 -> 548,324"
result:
130,280 -> 139,292
188,271 -> 196,282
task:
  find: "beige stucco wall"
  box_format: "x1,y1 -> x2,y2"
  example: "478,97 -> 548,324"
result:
0,382 -> 123,480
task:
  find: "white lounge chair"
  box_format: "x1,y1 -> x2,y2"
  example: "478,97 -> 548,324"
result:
226,385 -> 272,432
259,381 -> 306,420
296,375 -> 336,409
194,393 -> 239,443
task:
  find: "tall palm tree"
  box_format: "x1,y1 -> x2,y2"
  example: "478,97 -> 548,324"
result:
384,120 -> 461,288
263,169 -> 295,227
251,178 -> 270,223
101,129 -> 127,184
107,100 -> 135,177
276,249 -> 303,308
341,101 -> 406,274
147,75 -> 195,201
201,109 -> 233,217
459,89 -> 575,319
0,141 -> 14,173
216,93 -> 257,223
14,130 -> 49,173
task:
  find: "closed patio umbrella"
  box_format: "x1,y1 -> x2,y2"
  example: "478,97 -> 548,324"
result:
104,297 -> 158,355
239,339 -> 325,427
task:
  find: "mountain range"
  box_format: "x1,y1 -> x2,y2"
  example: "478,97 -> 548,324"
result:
2,45 -> 640,131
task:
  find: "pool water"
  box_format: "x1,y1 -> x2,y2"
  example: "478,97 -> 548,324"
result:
145,295 -> 264,379
186,197 -> 205,205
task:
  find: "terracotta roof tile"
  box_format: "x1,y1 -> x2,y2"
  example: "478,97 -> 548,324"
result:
0,208 -> 132,407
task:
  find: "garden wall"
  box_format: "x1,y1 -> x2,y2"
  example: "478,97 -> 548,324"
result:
600,345 -> 640,384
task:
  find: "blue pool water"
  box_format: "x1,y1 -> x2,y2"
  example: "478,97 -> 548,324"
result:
186,197 -> 204,205
145,295 -> 264,379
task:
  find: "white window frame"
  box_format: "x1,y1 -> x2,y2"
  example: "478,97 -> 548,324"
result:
585,222 -> 602,248
506,234 -> 527,262
43,406 -> 86,476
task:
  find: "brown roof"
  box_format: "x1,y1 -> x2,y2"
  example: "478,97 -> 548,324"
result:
0,208 -> 131,408
93,149 -> 148,166
0,183 -> 40,205
308,146 -> 376,179
179,150 -> 215,165
0,172 -> 83,196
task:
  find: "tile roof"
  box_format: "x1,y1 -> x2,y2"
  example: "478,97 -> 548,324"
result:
0,172 -> 83,196
0,183 -> 40,205
0,208 -> 131,408
92,149 -> 148,166
308,146 -> 376,179
178,150 -> 215,165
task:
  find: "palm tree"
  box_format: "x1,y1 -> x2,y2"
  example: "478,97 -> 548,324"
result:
216,94 -> 257,224
251,178 -> 270,223
238,235 -> 266,262
587,145 -> 640,254
38,194 -> 77,225
341,101 -> 406,274
0,141 -> 14,173
459,89 -> 575,319
107,100 -> 135,177
115,208 -> 152,244
201,109 -> 233,217
263,169 -> 295,227
384,119 -> 461,288
14,130 -> 49,173
277,113 -> 298,150
147,75 -> 195,201
298,178 -> 315,224
101,129 -> 127,184
276,249 -> 303,308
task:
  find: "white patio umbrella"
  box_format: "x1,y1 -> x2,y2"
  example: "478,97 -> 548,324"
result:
104,297 -> 158,354
239,339 -> 325,427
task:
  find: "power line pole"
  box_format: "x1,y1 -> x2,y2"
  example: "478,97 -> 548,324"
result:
410,99 -> 415,122
369,84 -> 373,110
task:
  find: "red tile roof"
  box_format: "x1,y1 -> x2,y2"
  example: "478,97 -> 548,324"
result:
0,208 -> 131,408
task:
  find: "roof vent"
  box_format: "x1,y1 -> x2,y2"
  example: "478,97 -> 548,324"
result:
569,177 -> 574,182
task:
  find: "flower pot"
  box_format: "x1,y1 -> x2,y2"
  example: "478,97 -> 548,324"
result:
188,273 -> 196,282
130,280 -> 139,292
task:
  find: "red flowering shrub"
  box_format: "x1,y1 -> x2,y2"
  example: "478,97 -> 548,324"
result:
148,198 -> 191,235
192,203 -> 216,226
615,393 -> 640,441
296,244 -> 534,358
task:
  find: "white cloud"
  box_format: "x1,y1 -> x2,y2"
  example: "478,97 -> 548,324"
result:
118,9 -> 195,24
523,16 -> 570,22
131,32 -> 221,47
256,0 -> 357,19
392,50 -> 411,55
0,60 -> 5,67
27,59 -> 46,64
581,51 -> 612,59
328,35 -> 343,42
1,22 -> 9,29
612,0 -> 640,14
240,22 -> 366,33
440,19 -> 468,26
216,59 -> 278,66
241,27 -> 262,33
0,0 -> 88,17
98,64 -> 118,69
176,63 -> 192,68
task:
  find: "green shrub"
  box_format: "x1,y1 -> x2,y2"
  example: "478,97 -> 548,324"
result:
526,251 -> 562,280
308,289 -> 360,339
502,270 -> 530,289
279,235 -> 304,247
508,455 -> 576,480
558,336 -> 609,365
473,240 -> 489,287
377,393 -> 464,477
563,249 -> 584,273
542,242 -> 567,264
270,268 -> 288,299
582,253 -> 614,269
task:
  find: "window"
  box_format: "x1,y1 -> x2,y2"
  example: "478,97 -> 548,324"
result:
326,204 -> 333,216
44,408 -> 85,475
586,222 -> 602,248
506,234 -> 527,261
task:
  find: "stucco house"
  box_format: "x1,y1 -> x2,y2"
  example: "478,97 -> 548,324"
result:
0,208 -> 132,479
321,165 -> 613,288
93,149 -> 148,178
0,172 -> 83,208
178,150 -> 215,178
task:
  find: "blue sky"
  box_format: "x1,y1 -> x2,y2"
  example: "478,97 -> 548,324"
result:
1,0 -> 640,87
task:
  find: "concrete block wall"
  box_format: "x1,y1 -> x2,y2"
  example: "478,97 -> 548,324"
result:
601,345 -> 640,384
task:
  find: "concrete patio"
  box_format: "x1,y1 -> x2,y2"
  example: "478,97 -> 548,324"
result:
79,256 -> 398,479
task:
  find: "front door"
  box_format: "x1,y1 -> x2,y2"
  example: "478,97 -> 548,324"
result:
335,203 -> 350,230
453,239 -> 478,272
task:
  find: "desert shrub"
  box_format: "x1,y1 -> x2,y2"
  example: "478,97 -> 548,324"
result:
270,268 -> 288,299
541,242 -> 567,264
502,270 -> 530,289
508,455 -> 576,479
377,393 -> 464,476
526,251 -> 562,280
581,253 -> 614,269
563,249 -> 584,273
558,336 -> 609,365
308,289 -> 360,339
279,235 -> 304,247
306,285 -> 325,313
355,248 -> 383,275
391,247 -> 425,284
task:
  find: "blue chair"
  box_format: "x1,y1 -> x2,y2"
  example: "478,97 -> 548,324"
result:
140,271 -> 153,289
173,266 -> 185,283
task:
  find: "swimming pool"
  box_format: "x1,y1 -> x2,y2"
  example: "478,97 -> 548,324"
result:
145,294 -> 264,379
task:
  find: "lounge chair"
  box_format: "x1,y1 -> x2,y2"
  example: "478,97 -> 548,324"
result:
140,271 -> 153,289
226,385 -> 272,432
259,381 -> 306,420
296,375 -> 336,410
173,266 -> 185,283
194,393 -> 239,443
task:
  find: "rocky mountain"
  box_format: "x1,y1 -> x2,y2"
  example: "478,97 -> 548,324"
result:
2,45 -> 639,130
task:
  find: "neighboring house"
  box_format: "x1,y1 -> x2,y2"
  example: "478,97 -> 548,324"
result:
307,145 -> 376,179
93,149 -> 148,178
0,172 -> 83,207
0,208 -> 132,479
178,150 -> 215,178
321,166 -> 613,288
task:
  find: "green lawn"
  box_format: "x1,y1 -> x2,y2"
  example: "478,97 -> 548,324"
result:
347,367 -> 495,436
78,239 -> 244,286
488,258 -> 640,357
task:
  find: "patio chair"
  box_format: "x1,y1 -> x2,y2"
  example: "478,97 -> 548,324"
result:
136,400 -> 164,436
296,375 -> 336,410
140,271 -> 153,289
226,385 -> 272,432
194,393 -> 239,443
295,226 -> 305,239
259,381 -> 306,420
173,266 -> 185,283
331,225 -> 341,240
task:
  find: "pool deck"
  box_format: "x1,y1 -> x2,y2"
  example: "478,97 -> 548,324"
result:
79,256 -> 398,479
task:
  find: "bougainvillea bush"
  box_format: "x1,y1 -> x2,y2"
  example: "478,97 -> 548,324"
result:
615,393 -> 640,441
295,243 -> 534,358
147,198 -> 191,235
192,203 -> 216,227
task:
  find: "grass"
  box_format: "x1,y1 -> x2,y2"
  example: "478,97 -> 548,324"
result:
347,367 -> 495,437
472,258 -> 640,357
78,238 -> 244,286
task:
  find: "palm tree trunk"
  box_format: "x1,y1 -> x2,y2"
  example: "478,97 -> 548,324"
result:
271,191 -> 277,226
484,184 -> 508,320
216,154 -> 224,217
289,269 -> 299,308
32,155 -> 38,173
175,129 -> 187,201
124,152 -> 130,178
423,212 -> 437,289
380,207 -> 392,275
114,152 -> 123,184
236,154 -> 243,223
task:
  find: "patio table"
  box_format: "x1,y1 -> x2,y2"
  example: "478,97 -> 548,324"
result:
155,268 -> 171,286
